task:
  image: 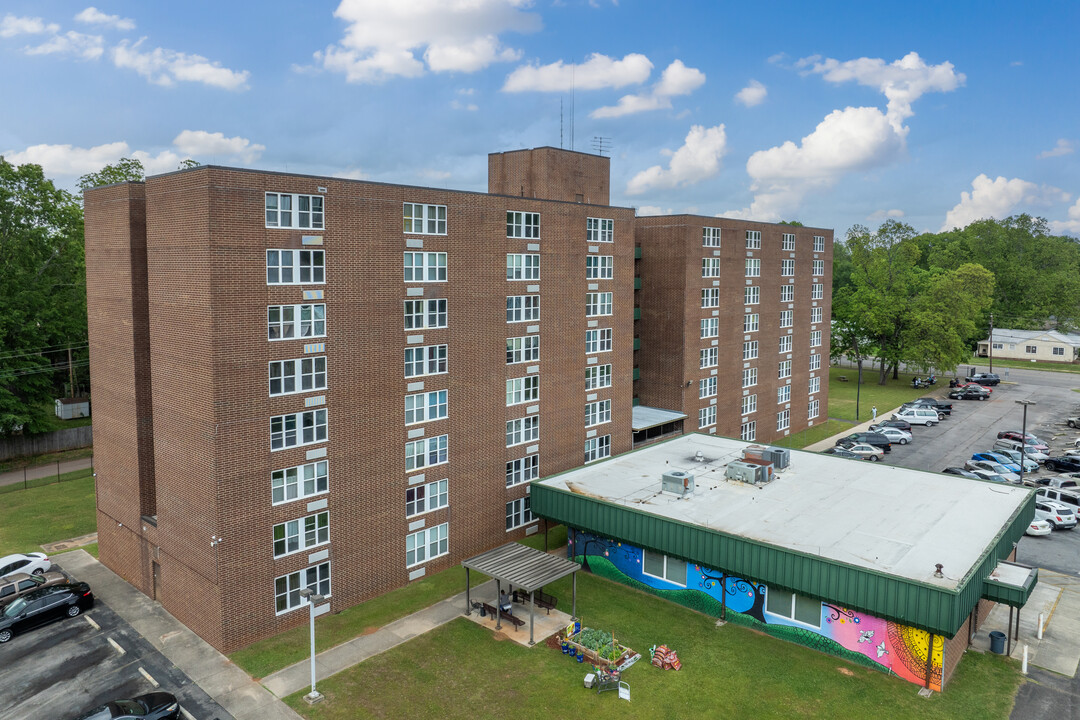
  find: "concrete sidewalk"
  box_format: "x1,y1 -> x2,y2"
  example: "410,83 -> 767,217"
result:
0,456 -> 93,488
58,550 -> 302,720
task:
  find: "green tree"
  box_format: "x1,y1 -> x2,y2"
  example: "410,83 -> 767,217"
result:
77,157 -> 145,190
0,158 -> 87,434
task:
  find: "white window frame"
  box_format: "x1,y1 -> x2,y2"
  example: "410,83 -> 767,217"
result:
742,394 -> 757,415
584,435 -> 611,463
702,227 -> 721,247
809,376 -> 821,395
745,286 -> 760,305
587,217 -> 614,243
506,455 -> 539,487
777,409 -> 790,431
585,364 -> 613,390
405,389 -> 448,425
641,550 -> 687,586
506,376 -> 540,406
700,377 -> 717,399
265,192 -> 324,230
272,460 -> 328,505
271,409 -> 327,451
744,313 -> 759,333
585,292 -> 613,317
780,285 -> 794,303
1053,346 -> 1065,356
765,587 -> 821,628
700,318 -> 719,339
777,385 -> 791,404
269,357 -> 327,397
779,360 -> 792,379
779,336 -> 792,354
782,233 -> 796,251
745,258 -> 761,277
780,310 -> 793,328
781,259 -> 795,277
810,330 -> 822,348
406,523 -> 448,568
1026,345 -> 1037,354
273,511 -> 329,558
585,328 -> 613,354
275,562 -> 330,615
404,299 -> 447,330
506,497 -> 535,530
507,295 -> 540,323
813,236 -> 826,253
403,203 -> 447,235
699,405 -> 717,429
741,421 -> 756,441
809,353 -> 821,371
585,400 -> 612,428
811,283 -> 824,300
702,258 -> 722,278
745,230 -> 761,249
700,347 -> 719,369
743,341 -> 758,360
812,259 -> 824,276
507,254 -> 540,281
268,304 -> 326,341
586,255 -> 614,279
266,249 -> 325,285
404,345 -> 448,378
743,367 -> 758,388
810,307 -> 823,324
405,434 -> 448,472
406,478 -> 449,518
506,415 -> 539,447
702,288 -> 720,308
809,399 -> 820,419
404,252 -> 447,283
506,335 -> 540,364
508,211 -> 540,239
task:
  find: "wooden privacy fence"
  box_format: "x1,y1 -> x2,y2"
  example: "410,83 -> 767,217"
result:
0,426 -> 93,461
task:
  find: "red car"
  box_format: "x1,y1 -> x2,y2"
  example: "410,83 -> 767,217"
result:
996,431 -> 1049,452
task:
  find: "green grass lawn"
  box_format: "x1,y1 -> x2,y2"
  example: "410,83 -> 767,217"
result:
0,475 -> 97,555
283,571 -> 1021,720
771,419 -> 854,449
827,366 -> 936,423
0,446 -> 94,473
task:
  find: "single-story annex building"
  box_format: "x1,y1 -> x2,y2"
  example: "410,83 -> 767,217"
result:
977,328 -> 1080,363
530,434 -> 1036,691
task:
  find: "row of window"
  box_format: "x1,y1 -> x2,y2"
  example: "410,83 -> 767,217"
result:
744,259 -> 825,277
704,228 -> 826,254
701,283 -> 826,308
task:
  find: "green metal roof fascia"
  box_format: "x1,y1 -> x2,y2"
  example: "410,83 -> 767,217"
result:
982,567 -> 1039,607
532,483 -> 1019,638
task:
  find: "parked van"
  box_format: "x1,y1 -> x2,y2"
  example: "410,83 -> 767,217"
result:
892,407 -> 940,426
1037,488 -> 1080,514
994,438 -> 1049,463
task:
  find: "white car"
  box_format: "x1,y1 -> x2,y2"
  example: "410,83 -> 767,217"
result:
840,443 -> 885,462
1026,519 -> 1053,536
969,468 -> 1018,485
0,553 -> 51,579
1035,500 -> 1078,530
965,460 -> 1020,483
868,425 -> 913,445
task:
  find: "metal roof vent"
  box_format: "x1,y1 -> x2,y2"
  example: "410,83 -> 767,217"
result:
661,470 -> 695,496
694,451 -> 705,463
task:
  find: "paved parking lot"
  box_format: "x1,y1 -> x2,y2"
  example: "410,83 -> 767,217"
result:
0,575 -> 232,720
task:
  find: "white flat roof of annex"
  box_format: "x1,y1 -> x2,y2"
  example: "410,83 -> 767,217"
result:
538,434 -> 1031,589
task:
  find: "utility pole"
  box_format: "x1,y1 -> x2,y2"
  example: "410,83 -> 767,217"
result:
989,312 -> 994,374
67,345 -> 74,397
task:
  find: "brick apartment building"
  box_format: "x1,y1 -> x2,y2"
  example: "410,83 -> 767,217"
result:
84,147 -> 832,652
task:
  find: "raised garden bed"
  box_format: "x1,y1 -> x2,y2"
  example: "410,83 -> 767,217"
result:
564,626 -> 635,669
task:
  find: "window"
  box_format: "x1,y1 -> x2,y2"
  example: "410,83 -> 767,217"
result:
811,283 -> 823,300
1054,347 -> 1065,356
507,295 -> 540,322
586,364 -> 613,390
506,335 -> 540,364
744,313 -> 759,332
272,460 -> 328,505
1026,345 -> 1037,354
742,367 -> 757,388
403,203 -> 447,235
700,377 -> 717,398
642,550 -> 687,586
507,254 -> 540,281
745,258 -> 761,277
273,511 -> 329,557
766,588 -> 820,628
404,299 -> 447,330
777,409 -> 790,431
700,347 -> 718,368
585,328 -> 613,353
781,259 -> 795,277
809,376 -> 821,394
506,455 -> 539,487
404,252 -> 447,282
586,255 -> 613,279
813,236 -> 826,253
992,342 -> 1004,350
267,250 -> 325,285
702,288 -> 720,308
701,318 -> 719,338
780,285 -> 794,303
404,345 -> 447,377
702,258 -> 722,278
777,385 -> 791,404
703,227 -> 721,247
585,400 -> 611,427
779,360 -> 792,379
405,390 -> 448,425
779,336 -> 792,353
699,405 -> 717,428
268,304 -> 326,340
741,421 -> 756,441
266,192 -> 323,230
741,394 -> 756,415
782,233 -> 796,251
743,341 -> 758,360
745,230 -> 761,249
810,331 -> 822,347
271,410 -> 327,451
809,398 -> 820,419
506,376 -> 540,406
812,260 -> 824,276
780,310 -> 793,328
587,217 -> 614,243
585,292 -> 613,317
506,415 -> 539,447
584,435 -> 611,463
269,357 -> 327,396
405,435 -> 448,471
406,479 -> 448,517
809,353 -> 821,371
745,286 -> 760,305
810,307 -> 822,324
507,211 -> 540,238
406,523 -> 448,567
275,562 -> 330,614
506,497 -> 534,530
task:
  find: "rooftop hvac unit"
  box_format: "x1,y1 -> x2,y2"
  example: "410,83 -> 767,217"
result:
661,470 -> 695,496
764,447 -> 791,470
725,461 -> 764,485
742,444 -> 768,461
736,457 -> 775,484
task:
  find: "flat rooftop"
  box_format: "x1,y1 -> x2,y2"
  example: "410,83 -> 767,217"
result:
537,434 -> 1032,589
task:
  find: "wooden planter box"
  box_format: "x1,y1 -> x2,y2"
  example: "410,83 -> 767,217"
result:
565,630 -> 633,668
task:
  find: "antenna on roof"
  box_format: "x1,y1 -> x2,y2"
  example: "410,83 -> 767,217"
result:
571,64 -> 576,151
592,136 -> 611,157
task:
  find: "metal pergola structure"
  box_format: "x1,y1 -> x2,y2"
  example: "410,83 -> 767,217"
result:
462,542 -> 580,645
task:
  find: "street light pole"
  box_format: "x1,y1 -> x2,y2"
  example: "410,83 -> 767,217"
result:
1016,400 -> 1036,486
299,588 -> 326,704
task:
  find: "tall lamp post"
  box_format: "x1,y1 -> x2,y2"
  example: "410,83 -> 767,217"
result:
298,588 -> 326,704
1016,400 -> 1036,486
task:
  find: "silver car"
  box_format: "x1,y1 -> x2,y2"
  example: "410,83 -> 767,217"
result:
965,460 -> 1020,483
868,425 -> 912,445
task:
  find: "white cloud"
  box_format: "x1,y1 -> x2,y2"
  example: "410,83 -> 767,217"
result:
24,31 -> 104,60
868,209 -> 905,221
332,167 -> 368,180
317,0 -> 539,84
635,205 -> 672,216
591,60 -> 705,118
173,130 -> 264,163
0,14 -> 58,38
112,39 -> 250,90
941,174 -> 1069,231
74,7 -> 135,31
450,100 -> 478,111
734,79 -> 767,107
1038,139 -> 1074,159
4,141 -> 132,175
626,124 -> 727,195
504,52 -> 652,92
1050,198 -> 1080,235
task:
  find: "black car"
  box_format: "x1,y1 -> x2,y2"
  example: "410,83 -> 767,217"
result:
0,582 -> 94,643
874,418 -> 912,432
942,467 -> 980,479
837,432 -> 892,453
903,398 -> 952,416
1044,456 -> 1080,473
965,372 -> 1001,386
948,387 -> 990,401
823,447 -> 862,460
74,692 -> 180,720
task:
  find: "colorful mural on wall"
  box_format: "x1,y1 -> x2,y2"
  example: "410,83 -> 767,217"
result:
569,530 -> 944,691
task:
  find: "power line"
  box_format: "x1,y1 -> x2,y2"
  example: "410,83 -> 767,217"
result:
0,343 -> 88,362
0,360 -> 89,382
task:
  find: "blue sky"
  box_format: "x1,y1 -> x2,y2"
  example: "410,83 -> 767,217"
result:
2,1 -> 1078,236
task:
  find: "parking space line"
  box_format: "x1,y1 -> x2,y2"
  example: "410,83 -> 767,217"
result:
179,706 -> 196,720
107,636 -> 126,655
84,615 -> 100,630
137,666 -> 160,688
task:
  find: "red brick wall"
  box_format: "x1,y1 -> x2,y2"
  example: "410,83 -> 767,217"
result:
489,147 -> 610,205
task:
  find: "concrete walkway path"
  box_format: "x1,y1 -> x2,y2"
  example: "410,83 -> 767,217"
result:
0,455 -> 93,488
